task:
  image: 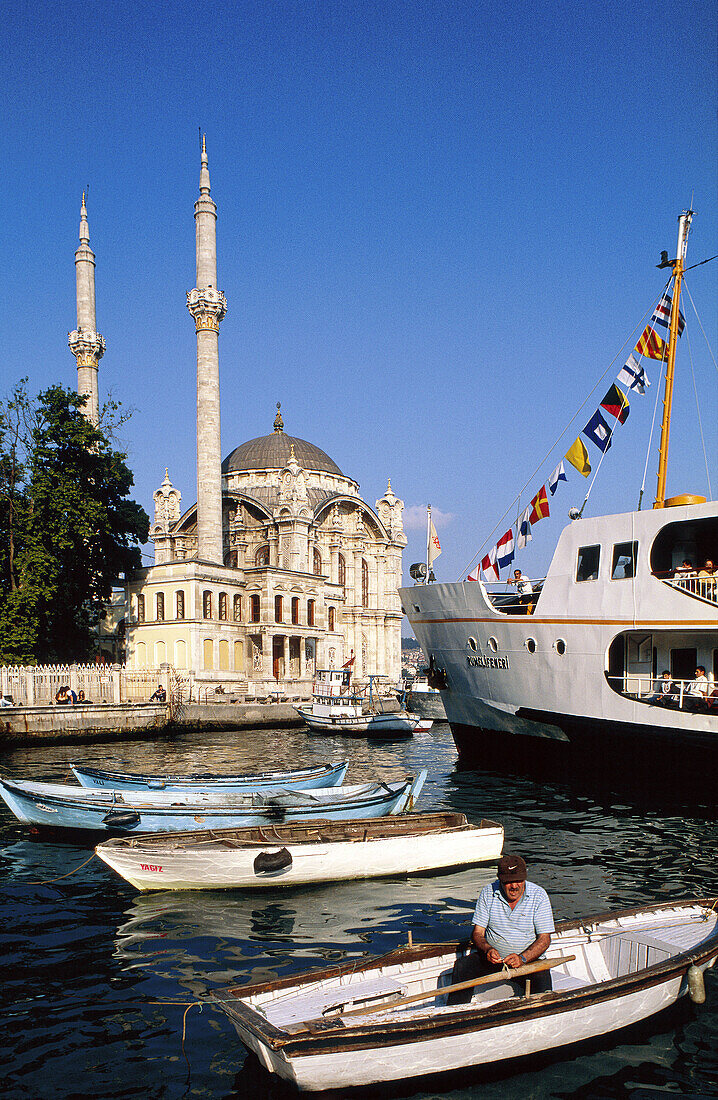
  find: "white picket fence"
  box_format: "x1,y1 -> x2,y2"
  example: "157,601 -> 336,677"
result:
0,664 -> 170,707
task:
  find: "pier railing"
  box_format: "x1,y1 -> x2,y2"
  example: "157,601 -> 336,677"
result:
0,665 -> 169,708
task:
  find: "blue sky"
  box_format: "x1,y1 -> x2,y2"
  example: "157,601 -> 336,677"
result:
1,0 -> 716,613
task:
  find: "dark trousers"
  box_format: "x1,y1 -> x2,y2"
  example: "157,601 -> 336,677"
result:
447,951 -> 552,1005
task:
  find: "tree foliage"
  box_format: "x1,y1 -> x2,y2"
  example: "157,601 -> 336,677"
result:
0,382 -> 149,663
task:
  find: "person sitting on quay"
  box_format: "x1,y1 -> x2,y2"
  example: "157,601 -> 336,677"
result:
149,684 -> 167,703
646,670 -> 679,707
447,853 -> 555,1004
77,690 -> 92,704
55,686 -> 77,704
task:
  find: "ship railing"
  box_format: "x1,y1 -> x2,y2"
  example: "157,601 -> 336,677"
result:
619,674 -> 717,711
484,579 -> 546,615
659,573 -> 718,606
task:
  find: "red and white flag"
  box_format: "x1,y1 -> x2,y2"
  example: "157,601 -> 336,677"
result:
481,546 -> 500,582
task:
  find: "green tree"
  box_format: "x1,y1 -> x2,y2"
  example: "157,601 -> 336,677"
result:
0,382 -> 149,663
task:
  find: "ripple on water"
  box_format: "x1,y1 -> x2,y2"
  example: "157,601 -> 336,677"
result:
1,723 -> 717,1099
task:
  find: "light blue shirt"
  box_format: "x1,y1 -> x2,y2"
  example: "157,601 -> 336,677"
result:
473,879 -> 554,958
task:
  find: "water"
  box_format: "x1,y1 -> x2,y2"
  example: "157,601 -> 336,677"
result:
1,723 -> 717,1099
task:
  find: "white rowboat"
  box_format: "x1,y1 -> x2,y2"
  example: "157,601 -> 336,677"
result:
95,812 -> 504,891
216,898 -> 718,1092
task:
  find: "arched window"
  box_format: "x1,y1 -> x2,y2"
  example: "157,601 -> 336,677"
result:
338,553 -> 346,587
225,550 -> 238,568
362,560 -> 369,608
219,592 -> 228,621
233,594 -> 242,621
291,597 -> 299,625
136,594 -> 145,623
307,599 -> 316,627
313,547 -> 322,576
250,594 -> 261,622
275,595 -> 283,622
175,590 -> 185,620
203,590 -> 213,619
328,606 -> 335,631
156,592 -> 164,621
255,544 -> 270,567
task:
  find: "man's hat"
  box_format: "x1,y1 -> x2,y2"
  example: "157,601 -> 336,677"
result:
497,854 -> 527,883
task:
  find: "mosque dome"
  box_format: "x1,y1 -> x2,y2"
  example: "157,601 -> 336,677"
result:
221,404 -> 343,476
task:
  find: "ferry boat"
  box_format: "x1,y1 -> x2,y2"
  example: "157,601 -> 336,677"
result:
400,210 -> 717,766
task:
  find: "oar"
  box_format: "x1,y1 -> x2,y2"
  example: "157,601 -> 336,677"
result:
332,955 -> 576,1021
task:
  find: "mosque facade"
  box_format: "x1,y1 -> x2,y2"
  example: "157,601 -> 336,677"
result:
73,143 -> 406,694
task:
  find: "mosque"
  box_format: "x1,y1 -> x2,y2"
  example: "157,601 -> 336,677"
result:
69,142 -> 407,695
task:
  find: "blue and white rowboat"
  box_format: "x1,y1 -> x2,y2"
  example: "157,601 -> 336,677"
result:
0,772 -> 427,833
70,759 -> 348,792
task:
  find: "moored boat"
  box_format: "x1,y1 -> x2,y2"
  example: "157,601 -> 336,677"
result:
95,811 -> 504,891
298,668 -> 431,736
400,211 -> 717,766
216,898 -> 718,1092
70,759 -> 348,792
0,772 -> 427,833
404,671 -> 447,720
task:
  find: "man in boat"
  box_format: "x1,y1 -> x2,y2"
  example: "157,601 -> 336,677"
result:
646,670 -> 680,707
447,854 -> 554,1003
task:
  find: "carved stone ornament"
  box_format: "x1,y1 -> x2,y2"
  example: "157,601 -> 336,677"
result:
186,286 -> 227,331
68,328 -> 106,363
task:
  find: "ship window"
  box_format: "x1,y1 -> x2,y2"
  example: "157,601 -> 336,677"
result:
554,639 -> 566,655
467,637 -> 478,652
488,637 -> 498,652
611,541 -> 638,580
525,637 -> 536,653
576,544 -> 600,582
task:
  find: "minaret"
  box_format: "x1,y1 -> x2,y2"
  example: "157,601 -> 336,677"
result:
187,136 -> 227,564
68,194 -> 105,425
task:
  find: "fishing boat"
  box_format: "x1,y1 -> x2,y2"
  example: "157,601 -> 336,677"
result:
95,812 -> 503,891
69,759 -> 348,792
400,210 -> 717,766
0,772 -> 426,833
216,897 -> 718,1092
404,670 -> 447,720
297,668 -> 431,735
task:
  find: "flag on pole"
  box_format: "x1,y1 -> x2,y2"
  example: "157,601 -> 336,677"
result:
582,409 -> 613,453
496,528 -> 515,570
517,505 -> 533,548
635,325 -> 666,360
652,292 -> 685,336
565,437 -> 591,476
481,546 -> 500,582
467,565 -> 480,581
600,383 -> 630,424
617,353 -> 650,394
529,485 -> 550,523
428,518 -> 442,568
548,461 -> 567,495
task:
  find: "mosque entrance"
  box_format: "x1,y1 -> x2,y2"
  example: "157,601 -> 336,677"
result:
272,636 -> 286,681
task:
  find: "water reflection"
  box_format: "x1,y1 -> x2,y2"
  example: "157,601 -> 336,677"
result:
2,722 -> 717,1099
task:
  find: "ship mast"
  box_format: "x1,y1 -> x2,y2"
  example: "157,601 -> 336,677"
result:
654,209 -> 693,508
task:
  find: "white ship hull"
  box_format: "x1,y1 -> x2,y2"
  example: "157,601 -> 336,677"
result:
401,499 -> 718,764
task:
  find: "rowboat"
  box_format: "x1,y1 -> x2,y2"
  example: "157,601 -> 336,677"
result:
0,772 -> 427,833
216,898 -> 718,1092
95,812 -> 504,891
70,759 -> 348,792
